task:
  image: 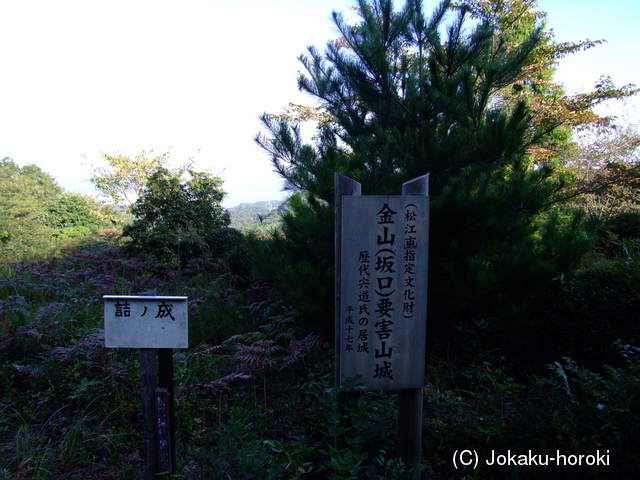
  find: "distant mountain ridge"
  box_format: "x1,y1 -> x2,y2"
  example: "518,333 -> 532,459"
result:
230,200 -> 283,211
228,199 -> 286,233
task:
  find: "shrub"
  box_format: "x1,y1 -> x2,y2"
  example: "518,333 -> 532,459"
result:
123,168 -> 230,266
501,343 -> 640,479
206,227 -> 245,259
603,210 -> 640,239
527,260 -> 640,369
205,227 -> 251,277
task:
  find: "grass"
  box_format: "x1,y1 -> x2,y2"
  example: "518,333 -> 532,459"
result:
2,234 -> 640,479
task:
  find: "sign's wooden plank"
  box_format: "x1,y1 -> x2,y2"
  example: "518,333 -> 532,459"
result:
104,296 -> 188,348
339,195 -> 428,390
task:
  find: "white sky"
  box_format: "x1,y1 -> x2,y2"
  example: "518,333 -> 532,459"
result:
1,0 -> 638,207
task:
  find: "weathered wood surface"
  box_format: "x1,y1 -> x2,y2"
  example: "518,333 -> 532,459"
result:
334,173 -> 429,478
156,388 -> 173,476
400,174 -> 429,479
334,173 -> 362,388
338,194 -> 429,390
104,296 -> 188,349
141,348 -> 158,479
158,349 -> 176,472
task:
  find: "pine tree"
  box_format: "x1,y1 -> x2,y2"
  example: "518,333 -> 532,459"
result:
255,0 -> 602,350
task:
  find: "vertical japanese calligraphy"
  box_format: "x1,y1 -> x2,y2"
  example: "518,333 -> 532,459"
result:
403,204 -> 418,320
339,196 -> 428,390
373,203 -> 397,381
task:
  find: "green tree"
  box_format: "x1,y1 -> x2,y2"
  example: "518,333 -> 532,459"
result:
123,167 -> 231,266
44,191 -> 119,238
458,0 -> 638,162
558,120 -> 640,259
254,0 -> 608,348
248,194 -> 336,334
0,158 -> 117,262
564,121 -> 640,216
0,158 -> 61,260
88,150 -> 178,207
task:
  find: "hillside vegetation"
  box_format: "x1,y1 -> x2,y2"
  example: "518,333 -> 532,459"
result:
2,229 -> 640,479
1,151 -> 639,478
229,200 -> 286,235
2,0 -> 640,478
0,158 -> 122,263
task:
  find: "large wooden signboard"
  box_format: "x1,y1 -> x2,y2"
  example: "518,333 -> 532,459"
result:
338,188 -> 429,391
104,295 -> 188,349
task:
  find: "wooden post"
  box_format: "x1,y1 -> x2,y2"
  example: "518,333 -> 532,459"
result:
158,348 -> 176,472
156,388 -> 172,476
104,294 -> 186,479
140,348 -> 158,479
334,173 -> 428,476
141,350 -> 176,479
398,388 -> 423,475
398,174 -> 429,478
334,173 -> 362,449
335,173 -> 362,388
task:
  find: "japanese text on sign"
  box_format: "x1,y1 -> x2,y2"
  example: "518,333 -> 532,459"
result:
340,196 -> 428,390
104,296 -> 188,348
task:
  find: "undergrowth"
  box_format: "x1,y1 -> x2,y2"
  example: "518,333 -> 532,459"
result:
2,235 -> 639,479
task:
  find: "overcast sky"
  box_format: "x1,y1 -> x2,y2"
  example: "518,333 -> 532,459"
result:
1,0 -> 638,207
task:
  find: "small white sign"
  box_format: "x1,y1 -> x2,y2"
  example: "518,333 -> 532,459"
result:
103,296 -> 188,348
